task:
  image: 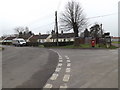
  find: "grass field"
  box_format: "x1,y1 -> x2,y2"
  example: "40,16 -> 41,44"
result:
0,47 -> 4,50
112,41 -> 120,44
49,44 -> 118,49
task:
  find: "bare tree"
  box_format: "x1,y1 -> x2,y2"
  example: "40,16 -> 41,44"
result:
60,0 -> 87,37
14,26 -> 24,34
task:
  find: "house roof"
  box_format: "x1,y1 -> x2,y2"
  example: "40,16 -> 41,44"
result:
111,37 -> 120,39
19,35 -> 31,40
51,33 -> 75,39
4,37 -> 16,40
39,34 -> 49,39
29,35 -> 40,40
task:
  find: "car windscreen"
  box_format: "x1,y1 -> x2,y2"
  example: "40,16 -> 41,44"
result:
19,40 -> 25,42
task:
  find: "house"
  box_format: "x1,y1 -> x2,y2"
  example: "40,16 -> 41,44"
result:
111,37 -> 120,42
28,35 -> 39,42
26,32 -> 75,43
0,37 -> 3,43
37,34 -> 50,43
2,36 -> 16,43
50,33 -> 75,42
19,35 -> 32,42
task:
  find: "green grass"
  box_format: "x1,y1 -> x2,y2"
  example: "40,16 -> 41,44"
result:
112,41 -> 120,44
49,44 -> 118,49
39,45 -> 44,48
0,47 -> 4,51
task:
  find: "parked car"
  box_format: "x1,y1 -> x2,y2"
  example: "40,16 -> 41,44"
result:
12,38 -> 26,46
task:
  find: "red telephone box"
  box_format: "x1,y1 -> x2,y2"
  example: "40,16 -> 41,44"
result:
91,40 -> 95,47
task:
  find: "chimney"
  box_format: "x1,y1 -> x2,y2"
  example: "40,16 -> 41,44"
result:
51,30 -> 55,34
61,30 -> 63,35
39,33 -> 41,36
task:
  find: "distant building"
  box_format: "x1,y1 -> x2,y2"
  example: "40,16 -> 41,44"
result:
111,37 -> 120,42
2,36 -> 16,43
37,34 -> 50,43
27,35 -> 39,42
84,28 -> 90,37
1,31 -> 75,44
50,33 -> 75,42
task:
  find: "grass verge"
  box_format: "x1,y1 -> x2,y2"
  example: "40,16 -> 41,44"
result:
0,47 -> 4,51
49,44 -> 118,49
39,45 -> 45,48
112,41 -> 120,44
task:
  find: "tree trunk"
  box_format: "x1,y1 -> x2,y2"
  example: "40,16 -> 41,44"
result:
73,26 -> 80,46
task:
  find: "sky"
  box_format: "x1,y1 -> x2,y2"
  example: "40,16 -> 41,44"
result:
0,0 -> 119,37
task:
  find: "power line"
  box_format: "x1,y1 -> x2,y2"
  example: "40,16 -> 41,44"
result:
31,22 -> 55,30
86,13 -> 117,19
25,12 -> 54,27
30,12 -> 117,33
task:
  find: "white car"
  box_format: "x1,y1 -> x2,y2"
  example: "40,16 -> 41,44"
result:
12,38 -> 26,46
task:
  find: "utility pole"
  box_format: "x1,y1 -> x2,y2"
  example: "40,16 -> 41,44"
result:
100,24 -> 103,37
55,11 -> 59,46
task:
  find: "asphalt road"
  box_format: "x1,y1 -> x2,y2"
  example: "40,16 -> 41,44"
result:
2,46 -> 118,89
2,46 -> 58,88
44,48 -> 118,88
0,50 -> 2,89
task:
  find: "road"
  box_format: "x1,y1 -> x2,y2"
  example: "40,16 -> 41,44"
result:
0,50 -> 2,89
2,46 -> 118,89
2,46 -> 58,88
112,43 -> 120,47
44,48 -> 118,88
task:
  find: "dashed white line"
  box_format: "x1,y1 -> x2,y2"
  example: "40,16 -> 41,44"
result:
67,60 -> 71,63
66,68 -> 71,73
65,56 -> 69,59
67,63 -> 71,67
44,84 -> 52,88
60,84 -> 68,88
49,49 -> 61,58
50,73 -> 59,80
59,59 -> 63,62
66,57 -> 69,59
58,63 -> 62,67
63,74 -> 70,82
55,68 -> 61,72
48,50 -> 72,88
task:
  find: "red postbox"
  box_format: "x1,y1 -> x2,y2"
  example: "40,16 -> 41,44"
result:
91,40 -> 95,47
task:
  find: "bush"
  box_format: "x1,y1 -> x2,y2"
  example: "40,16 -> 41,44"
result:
42,41 -> 74,47
39,45 -> 44,48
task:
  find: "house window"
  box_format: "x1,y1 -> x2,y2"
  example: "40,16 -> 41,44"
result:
40,39 -> 44,43
64,39 -> 66,42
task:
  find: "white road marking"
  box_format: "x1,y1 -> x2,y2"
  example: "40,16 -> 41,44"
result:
50,73 -> 59,80
59,60 -> 63,62
44,84 -> 52,88
58,63 -> 62,67
66,57 -> 69,59
60,84 -> 68,88
59,57 -> 62,59
65,56 -> 69,59
49,49 -> 61,58
63,75 -> 70,82
67,60 -> 71,63
66,68 -> 71,73
67,63 -> 71,67
55,68 -> 61,72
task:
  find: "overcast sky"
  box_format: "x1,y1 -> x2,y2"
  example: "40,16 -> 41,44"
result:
0,0 -> 119,36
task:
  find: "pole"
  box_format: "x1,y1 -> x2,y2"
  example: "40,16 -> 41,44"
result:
55,11 -> 59,46
101,24 -> 102,37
